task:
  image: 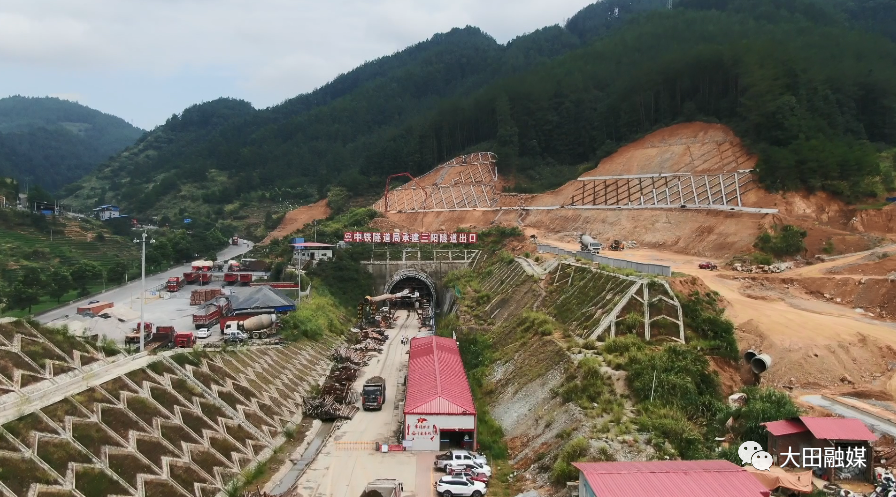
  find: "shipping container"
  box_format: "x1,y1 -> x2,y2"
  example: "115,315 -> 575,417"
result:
76,302 -> 113,315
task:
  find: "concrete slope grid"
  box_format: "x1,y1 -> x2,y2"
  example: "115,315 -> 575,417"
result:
0,319 -> 338,497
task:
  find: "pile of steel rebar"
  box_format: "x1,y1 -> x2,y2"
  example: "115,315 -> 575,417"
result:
331,345 -> 369,366
303,362 -> 365,421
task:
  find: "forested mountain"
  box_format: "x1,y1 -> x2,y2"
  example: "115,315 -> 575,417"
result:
0,97 -> 144,192
63,0 -> 896,220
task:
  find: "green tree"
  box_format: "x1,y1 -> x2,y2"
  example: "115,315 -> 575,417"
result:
8,282 -> 41,313
69,261 -> 104,296
327,187 -> 350,215
731,386 -> 800,444
46,268 -> 73,303
106,260 -> 129,284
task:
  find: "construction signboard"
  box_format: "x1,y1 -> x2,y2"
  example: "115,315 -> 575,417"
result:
343,232 -> 478,244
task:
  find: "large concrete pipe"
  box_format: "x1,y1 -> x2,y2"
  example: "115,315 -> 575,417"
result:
750,354 -> 772,374
743,350 -> 757,363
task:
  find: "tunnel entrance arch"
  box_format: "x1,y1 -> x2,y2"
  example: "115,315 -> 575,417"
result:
384,269 -> 436,310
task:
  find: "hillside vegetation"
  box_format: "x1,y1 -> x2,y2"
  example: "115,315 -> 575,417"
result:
0,96 -> 144,192
63,0 -> 896,218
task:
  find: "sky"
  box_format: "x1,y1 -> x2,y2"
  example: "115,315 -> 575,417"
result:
0,0 -> 595,130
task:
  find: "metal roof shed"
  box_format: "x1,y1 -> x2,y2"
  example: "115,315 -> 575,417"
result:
231,285 -> 296,313
573,460 -> 771,497
403,336 -> 476,451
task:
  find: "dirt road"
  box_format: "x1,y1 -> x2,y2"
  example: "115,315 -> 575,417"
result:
536,235 -> 896,388
293,311 -> 427,497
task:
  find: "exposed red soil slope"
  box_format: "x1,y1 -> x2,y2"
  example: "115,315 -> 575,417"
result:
263,199 -> 331,244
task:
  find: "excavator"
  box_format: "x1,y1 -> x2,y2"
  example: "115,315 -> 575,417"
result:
609,240 -> 626,251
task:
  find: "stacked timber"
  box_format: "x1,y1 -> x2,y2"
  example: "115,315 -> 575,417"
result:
302,395 -> 360,421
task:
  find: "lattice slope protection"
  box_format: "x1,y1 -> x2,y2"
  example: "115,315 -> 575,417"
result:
0,322 -> 337,497
371,153 -> 500,212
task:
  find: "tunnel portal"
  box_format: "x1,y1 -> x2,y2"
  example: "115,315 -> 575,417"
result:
384,268 -> 436,310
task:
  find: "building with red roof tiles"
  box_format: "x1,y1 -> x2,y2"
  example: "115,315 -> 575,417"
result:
403,336 -> 477,451
573,460 -> 771,497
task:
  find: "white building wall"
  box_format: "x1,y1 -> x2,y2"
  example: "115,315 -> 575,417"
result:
403,413 -> 474,451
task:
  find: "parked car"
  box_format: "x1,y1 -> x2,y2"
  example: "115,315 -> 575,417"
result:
434,476 -> 487,497
435,450 -> 488,470
446,461 -> 492,478
88,300 -> 100,305
447,468 -> 489,485
224,330 -> 248,344
698,262 -> 718,270
196,328 -> 212,339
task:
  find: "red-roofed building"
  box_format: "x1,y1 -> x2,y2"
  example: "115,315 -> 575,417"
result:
403,336 -> 477,451
573,460 -> 771,497
761,416 -> 876,481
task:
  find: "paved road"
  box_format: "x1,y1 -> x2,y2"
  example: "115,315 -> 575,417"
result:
37,241 -> 254,324
292,311 -> 430,497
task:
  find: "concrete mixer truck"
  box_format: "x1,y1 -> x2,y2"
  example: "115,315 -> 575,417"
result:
580,234 -> 603,254
221,314 -> 278,339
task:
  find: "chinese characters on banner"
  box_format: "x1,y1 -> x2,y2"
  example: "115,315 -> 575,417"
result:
344,232 -> 478,244
780,446 -> 867,469
406,417 -> 440,442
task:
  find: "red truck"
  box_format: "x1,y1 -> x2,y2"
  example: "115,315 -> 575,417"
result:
198,273 -> 212,284
77,302 -> 113,315
190,288 -> 223,305
124,322 -> 156,345
224,273 -> 239,285
192,298 -> 232,329
231,236 -> 239,245
183,272 -> 198,284
174,331 -> 196,348
167,277 -> 185,292
239,273 -> 253,285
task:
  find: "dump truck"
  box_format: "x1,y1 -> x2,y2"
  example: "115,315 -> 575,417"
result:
77,301 -> 113,315
363,480 -> 403,497
183,272 -> 199,284
192,297 -> 232,329
221,314 -> 277,339
198,273 -> 212,284
226,260 -> 240,271
224,272 -> 239,285
173,331 -> 196,348
579,234 -> 603,254
362,376 -> 386,411
609,240 -> 626,251
231,236 -> 239,245
167,277 -> 185,292
124,322 -> 156,345
238,273 -> 253,285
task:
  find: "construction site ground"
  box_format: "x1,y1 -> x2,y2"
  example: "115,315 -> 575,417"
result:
287,311 -> 439,497
532,233 -> 896,398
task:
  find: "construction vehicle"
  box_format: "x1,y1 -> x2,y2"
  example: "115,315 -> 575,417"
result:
183,272 -> 199,284
362,376 -> 386,410
363,480 -> 403,497
166,277 -> 185,292
609,240 -> 626,251
226,260 -> 240,271
192,297 -> 232,329
239,273 -> 253,285
358,291 -> 408,329
224,272 -> 239,285
699,262 -> 719,271
579,234 -> 603,254
221,314 -> 278,339
125,325 -> 175,347
231,236 -> 239,245
77,301 -> 113,315
173,331 -> 196,348
124,322 -> 155,345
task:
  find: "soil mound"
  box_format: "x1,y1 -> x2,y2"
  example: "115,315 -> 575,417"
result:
263,199 -> 331,244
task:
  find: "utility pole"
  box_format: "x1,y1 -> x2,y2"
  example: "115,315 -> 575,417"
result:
134,231 -> 154,352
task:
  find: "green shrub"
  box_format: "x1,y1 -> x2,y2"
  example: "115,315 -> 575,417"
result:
677,291 -> 739,361
557,357 -> 615,409
602,335 -> 646,356
749,252 -> 775,265
730,386 -> 800,444
513,310 -> 557,337
638,407 -> 710,459
822,239 -> 835,254
753,224 -> 807,257
280,290 -> 348,341
552,437 -> 591,484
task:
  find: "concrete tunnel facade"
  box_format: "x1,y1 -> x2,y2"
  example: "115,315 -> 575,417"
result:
384,268 -> 437,308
